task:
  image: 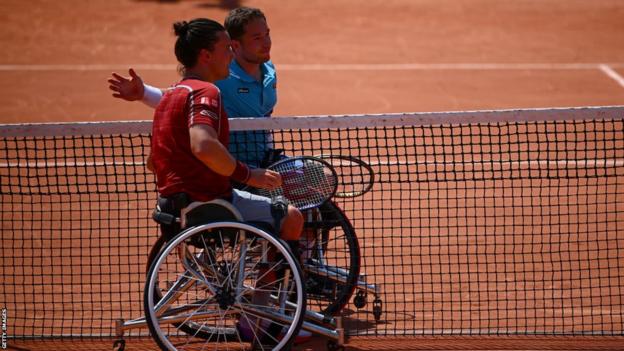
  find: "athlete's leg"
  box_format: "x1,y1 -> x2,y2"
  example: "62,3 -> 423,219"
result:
231,189 -> 303,241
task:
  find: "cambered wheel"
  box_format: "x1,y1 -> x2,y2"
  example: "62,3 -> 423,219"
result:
303,200 -> 361,316
144,222 -> 306,351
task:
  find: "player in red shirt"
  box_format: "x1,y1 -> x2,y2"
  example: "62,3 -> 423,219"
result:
152,18 -> 303,244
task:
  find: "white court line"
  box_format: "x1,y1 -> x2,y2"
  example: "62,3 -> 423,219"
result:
1,63 -> 624,71
370,159 -> 624,168
599,64 -> 624,89
278,63 -> 624,71
2,159 -> 623,168
0,64 -> 176,71
0,160 -> 145,168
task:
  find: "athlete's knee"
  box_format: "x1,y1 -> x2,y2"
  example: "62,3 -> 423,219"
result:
280,205 -> 303,240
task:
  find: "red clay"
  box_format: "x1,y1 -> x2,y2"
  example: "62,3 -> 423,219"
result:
0,0 -> 623,122
2,1 -> 624,350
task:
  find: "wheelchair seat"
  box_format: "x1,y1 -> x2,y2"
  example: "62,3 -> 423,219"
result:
180,199 -> 243,228
181,199 -> 276,235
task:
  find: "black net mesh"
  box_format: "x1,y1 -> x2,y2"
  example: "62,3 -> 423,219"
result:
1,110 -> 623,339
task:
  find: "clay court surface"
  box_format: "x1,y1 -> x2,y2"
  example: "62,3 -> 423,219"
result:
0,0 -> 623,122
1,1 -> 624,351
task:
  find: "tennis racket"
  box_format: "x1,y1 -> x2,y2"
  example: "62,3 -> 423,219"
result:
316,154 -> 375,198
251,156 -> 338,211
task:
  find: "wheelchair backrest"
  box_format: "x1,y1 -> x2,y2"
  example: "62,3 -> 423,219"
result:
180,199 -> 243,229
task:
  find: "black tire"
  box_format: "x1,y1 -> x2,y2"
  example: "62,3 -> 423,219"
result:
303,200 -> 361,316
146,234 -> 167,274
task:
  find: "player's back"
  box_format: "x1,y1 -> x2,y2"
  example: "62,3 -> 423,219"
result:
151,79 -> 232,201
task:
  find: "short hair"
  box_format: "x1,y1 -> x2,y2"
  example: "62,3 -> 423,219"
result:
173,18 -> 226,68
224,7 -> 267,41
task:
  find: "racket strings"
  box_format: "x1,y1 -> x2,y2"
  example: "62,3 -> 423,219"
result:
258,158 -> 337,210
317,156 -> 375,198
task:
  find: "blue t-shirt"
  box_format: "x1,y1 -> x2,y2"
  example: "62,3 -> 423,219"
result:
216,60 -> 277,167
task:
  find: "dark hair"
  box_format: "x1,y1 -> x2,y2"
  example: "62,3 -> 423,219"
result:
224,7 -> 267,41
173,18 -> 226,68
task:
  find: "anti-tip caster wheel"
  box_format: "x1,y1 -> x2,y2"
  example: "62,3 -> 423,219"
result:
353,290 -> 367,309
373,297 -> 383,322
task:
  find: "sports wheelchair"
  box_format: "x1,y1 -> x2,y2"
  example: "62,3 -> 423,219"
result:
114,157 -> 381,351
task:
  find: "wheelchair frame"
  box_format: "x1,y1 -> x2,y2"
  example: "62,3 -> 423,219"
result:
115,198 -> 381,351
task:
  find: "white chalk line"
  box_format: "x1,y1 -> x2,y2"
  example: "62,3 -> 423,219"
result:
599,64 -> 624,90
1,63 -> 624,71
2,159 -> 622,169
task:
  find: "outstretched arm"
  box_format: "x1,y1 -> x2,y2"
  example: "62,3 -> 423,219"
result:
108,68 -> 163,108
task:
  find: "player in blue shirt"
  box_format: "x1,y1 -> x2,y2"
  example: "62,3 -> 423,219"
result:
109,7 -> 278,167
219,60 -> 277,167
220,59 -> 276,118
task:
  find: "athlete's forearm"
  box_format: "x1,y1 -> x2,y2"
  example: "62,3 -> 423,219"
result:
189,125 -> 250,183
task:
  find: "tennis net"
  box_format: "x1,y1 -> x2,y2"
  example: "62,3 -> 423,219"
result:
1,106 -> 623,338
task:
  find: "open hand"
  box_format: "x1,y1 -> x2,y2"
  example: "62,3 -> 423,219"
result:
108,68 -> 144,101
